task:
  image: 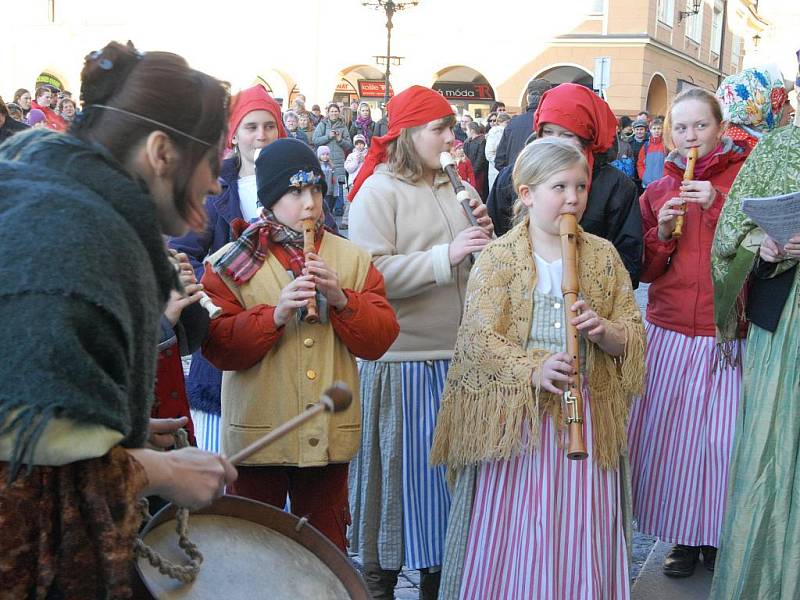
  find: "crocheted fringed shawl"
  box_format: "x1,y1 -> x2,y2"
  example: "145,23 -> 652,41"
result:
431,220 -> 646,471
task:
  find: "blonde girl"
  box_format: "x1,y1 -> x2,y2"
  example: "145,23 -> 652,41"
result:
432,138 -> 645,599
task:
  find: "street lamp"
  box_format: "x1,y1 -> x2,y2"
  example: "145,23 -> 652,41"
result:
362,0 -> 419,105
678,0 -> 702,22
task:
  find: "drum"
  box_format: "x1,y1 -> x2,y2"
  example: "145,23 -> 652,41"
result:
133,495 -> 370,599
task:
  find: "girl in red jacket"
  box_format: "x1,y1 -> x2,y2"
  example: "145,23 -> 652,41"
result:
627,87 -> 749,578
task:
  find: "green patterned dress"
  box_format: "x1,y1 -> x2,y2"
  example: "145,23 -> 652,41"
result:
711,123 -> 800,599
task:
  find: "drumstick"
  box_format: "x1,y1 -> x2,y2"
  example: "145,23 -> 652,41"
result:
225,383 -> 352,465
302,217 -> 319,324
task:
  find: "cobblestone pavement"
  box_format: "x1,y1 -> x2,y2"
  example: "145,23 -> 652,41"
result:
353,529 -> 657,599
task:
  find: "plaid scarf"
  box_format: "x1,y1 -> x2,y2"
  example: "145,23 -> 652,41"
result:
213,210 -> 323,284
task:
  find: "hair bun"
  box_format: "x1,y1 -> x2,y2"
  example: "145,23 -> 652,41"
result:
79,41 -> 142,108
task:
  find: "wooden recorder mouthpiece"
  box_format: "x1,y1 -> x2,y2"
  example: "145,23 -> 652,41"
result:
439,151 -> 480,228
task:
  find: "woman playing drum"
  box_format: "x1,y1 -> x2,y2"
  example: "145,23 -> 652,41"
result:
0,41 -> 236,599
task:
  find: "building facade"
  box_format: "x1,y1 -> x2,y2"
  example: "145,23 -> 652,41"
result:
501,0 -> 770,117
1,0 -> 771,120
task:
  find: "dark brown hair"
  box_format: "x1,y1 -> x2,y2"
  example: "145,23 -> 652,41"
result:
13,89 -> 30,104
58,97 -> 76,113
71,41 -> 228,220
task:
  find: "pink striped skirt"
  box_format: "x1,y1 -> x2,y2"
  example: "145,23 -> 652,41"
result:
459,394 -> 630,600
627,322 -> 743,547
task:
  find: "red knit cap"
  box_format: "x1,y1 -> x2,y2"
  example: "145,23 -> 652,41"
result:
349,85 -> 453,200
226,85 -> 286,149
533,83 -> 617,180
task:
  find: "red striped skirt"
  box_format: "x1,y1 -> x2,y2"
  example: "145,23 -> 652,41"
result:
459,393 -> 630,599
627,322 -> 744,547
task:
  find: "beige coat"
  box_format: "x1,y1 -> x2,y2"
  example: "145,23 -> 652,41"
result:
348,164 -> 480,361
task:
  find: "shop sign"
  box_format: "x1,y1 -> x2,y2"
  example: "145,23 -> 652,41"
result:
358,79 -> 394,98
336,80 -> 358,94
433,81 -> 495,101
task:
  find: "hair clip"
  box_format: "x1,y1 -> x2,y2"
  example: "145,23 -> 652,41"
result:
289,170 -> 321,188
89,50 -> 113,71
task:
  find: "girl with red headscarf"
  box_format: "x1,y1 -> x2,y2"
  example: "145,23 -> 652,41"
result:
534,83 -> 642,287
169,85 -> 287,455
348,85 -> 493,600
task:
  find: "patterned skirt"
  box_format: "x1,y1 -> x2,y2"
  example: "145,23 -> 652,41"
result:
627,322 -> 744,546
711,273 -> 800,599
456,393 -> 630,600
349,359 -> 452,570
0,447 -> 147,599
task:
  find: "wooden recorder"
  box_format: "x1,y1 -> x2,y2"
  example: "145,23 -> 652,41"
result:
673,146 -> 698,239
559,214 -> 588,461
302,218 -> 319,324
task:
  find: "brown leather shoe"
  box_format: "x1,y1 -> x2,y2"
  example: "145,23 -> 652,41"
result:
700,545 -> 717,572
663,544 -> 700,577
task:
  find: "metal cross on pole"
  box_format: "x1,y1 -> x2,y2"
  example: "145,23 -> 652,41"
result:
362,0 -> 419,105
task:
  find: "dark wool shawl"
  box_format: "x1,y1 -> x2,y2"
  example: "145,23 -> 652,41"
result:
0,129 -> 175,478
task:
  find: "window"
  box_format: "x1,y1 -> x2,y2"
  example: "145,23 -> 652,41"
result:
730,35 -> 743,72
711,1 -> 723,54
685,0 -> 703,43
589,0 -> 604,15
658,0 -> 675,25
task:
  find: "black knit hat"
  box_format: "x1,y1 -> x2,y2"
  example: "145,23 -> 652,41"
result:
255,138 -> 327,210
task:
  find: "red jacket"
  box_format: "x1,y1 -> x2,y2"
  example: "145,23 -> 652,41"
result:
31,101 -> 66,132
201,239 -> 399,370
152,343 -> 196,445
640,142 -> 749,336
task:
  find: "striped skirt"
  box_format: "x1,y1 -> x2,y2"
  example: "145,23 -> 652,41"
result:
401,360 -> 452,569
349,360 -> 451,570
458,393 -> 630,599
190,409 -> 220,454
627,322 -> 744,547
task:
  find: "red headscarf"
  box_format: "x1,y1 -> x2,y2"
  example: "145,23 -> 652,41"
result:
226,85 -> 286,149
533,83 -> 618,180
348,85 -> 453,200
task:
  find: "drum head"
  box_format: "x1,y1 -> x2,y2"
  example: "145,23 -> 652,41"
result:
134,495 -> 369,600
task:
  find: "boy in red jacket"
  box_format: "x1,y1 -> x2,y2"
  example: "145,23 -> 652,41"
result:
636,117 -> 666,189
201,139 -> 399,551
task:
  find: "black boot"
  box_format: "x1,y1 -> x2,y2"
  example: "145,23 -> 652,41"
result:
662,544 -> 700,577
700,545 -> 717,571
362,563 -> 400,600
419,567 -> 441,600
